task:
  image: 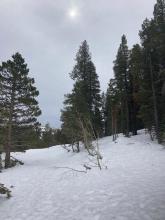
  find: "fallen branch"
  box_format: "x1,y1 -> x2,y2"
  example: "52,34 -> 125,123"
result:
53,166 -> 87,173
87,156 -> 108,170
83,164 -> 92,170
0,184 -> 11,198
88,156 -> 99,166
10,156 -> 24,165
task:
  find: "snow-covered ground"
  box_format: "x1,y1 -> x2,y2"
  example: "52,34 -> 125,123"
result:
0,131 -> 165,220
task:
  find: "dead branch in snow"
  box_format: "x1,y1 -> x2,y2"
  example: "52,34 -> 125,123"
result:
10,156 -> 24,166
53,166 -> 87,173
0,184 -> 11,198
83,164 -> 92,170
62,144 -> 71,152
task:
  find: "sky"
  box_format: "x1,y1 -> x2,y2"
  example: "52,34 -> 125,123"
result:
0,0 -> 156,128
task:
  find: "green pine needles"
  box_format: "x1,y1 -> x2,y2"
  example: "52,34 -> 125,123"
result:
0,53 -> 41,168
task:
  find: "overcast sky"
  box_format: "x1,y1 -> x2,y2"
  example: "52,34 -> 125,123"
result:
0,0 -> 156,127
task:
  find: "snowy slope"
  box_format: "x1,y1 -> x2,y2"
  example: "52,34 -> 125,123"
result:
0,131 -> 165,220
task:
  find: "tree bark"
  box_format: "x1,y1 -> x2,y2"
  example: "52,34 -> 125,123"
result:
4,83 -> 15,168
5,127 -> 12,168
149,54 -> 161,143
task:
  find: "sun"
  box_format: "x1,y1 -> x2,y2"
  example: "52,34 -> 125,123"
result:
68,8 -> 78,19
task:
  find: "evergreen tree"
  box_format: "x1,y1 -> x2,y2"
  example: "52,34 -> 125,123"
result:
106,41 -> 144,138
107,79 -> 120,140
100,92 -> 106,136
61,40 -> 103,145
61,93 -> 83,152
128,44 -> 144,135
71,41 -> 103,136
0,53 -> 41,168
139,0 -> 165,143
113,35 -> 130,137
103,1 -> 165,143
139,19 -> 156,138
104,88 -> 112,136
41,123 -> 53,147
153,0 -> 165,142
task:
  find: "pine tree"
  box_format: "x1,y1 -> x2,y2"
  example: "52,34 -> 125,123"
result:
139,19 -> 156,138
153,0 -> 165,142
0,53 -> 41,168
128,44 -> 144,135
61,40 -> 103,143
139,0 -> 165,143
41,123 -> 56,148
113,35 -> 130,137
104,89 -> 112,136
61,92 -> 83,151
104,79 -> 119,138
100,92 -> 106,136
104,0 -> 165,143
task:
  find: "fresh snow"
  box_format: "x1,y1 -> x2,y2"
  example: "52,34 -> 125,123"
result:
0,130 -> 165,220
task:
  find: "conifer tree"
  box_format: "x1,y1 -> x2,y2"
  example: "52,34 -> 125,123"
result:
104,89 -> 112,136
139,0 -> 165,143
153,0 -> 165,142
100,92 -> 106,136
104,0 -> 165,143
128,44 -> 144,135
61,40 -> 103,143
61,100 -> 82,151
104,79 -> 119,137
113,35 -> 130,137
0,53 -> 41,168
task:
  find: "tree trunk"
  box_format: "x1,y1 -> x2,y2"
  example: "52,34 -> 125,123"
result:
149,54 -> 161,143
4,144 -> 11,169
4,83 -> 15,168
120,99 -> 124,134
0,152 -> 2,171
124,79 -> 130,137
114,106 -> 118,140
5,122 -> 12,168
125,97 -> 130,137
132,101 -> 137,135
111,107 -> 115,141
132,113 -> 137,135
76,141 -> 80,153
112,106 -> 118,141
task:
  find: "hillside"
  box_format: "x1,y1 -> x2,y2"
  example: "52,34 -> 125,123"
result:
0,130 -> 165,220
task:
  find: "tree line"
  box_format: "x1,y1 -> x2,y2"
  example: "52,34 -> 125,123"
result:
61,0 -> 165,145
104,0 -> 165,143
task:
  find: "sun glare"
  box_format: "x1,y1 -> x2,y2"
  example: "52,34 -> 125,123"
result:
69,8 -> 78,19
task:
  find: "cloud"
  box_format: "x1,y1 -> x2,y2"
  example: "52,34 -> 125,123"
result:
0,0 -> 156,127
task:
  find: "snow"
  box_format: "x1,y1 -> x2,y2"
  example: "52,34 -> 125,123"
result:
0,130 -> 165,220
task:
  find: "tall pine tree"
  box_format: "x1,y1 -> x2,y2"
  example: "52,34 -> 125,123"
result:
61,40 -> 103,147
113,35 -> 130,137
0,53 -> 41,168
128,44 -> 144,135
139,0 -> 165,143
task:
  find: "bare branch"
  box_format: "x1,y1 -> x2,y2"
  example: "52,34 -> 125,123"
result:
53,166 -> 87,173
